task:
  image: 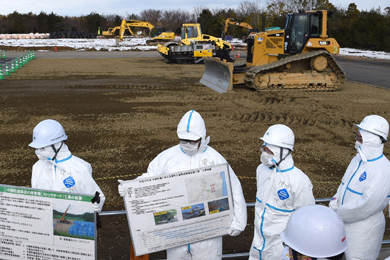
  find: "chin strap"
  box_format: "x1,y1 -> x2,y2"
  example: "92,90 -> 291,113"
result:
270,147 -> 291,169
51,141 -> 64,161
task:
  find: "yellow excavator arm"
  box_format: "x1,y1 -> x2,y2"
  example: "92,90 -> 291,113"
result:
117,19 -> 155,40
222,18 -> 253,38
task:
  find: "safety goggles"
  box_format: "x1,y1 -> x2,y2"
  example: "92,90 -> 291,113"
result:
179,139 -> 200,145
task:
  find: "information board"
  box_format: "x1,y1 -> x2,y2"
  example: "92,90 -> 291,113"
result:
0,185 -> 96,260
121,164 -> 234,256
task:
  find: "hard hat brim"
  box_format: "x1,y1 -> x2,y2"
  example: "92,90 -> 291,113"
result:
177,131 -> 201,141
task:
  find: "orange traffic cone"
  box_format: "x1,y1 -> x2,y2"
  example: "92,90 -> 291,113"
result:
55,45 -> 58,52
130,244 -> 149,260
237,50 -> 241,58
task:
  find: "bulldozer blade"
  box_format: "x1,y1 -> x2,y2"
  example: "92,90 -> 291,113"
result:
200,57 -> 233,93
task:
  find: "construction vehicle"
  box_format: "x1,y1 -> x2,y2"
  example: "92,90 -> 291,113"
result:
222,18 -> 259,41
200,10 -> 345,93
157,23 -> 233,64
102,19 -> 175,43
146,27 -> 176,45
58,205 -> 71,224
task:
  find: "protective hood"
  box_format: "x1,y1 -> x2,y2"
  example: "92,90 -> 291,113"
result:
177,110 -> 211,156
177,110 -> 206,141
355,129 -> 383,161
266,143 -> 294,170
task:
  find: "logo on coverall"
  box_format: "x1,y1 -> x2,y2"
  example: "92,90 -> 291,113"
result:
359,172 -> 367,182
63,176 -> 75,188
277,188 -> 289,200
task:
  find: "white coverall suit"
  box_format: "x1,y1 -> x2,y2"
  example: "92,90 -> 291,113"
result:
249,149 -> 315,260
330,130 -> 390,260
139,111 -> 247,260
31,143 -> 105,211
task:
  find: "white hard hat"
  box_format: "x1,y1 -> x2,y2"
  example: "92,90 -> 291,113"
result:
356,115 -> 389,141
260,124 -> 294,151
281,205 -> 347,258
29,119 -> 68,148
177,110 -> 206,141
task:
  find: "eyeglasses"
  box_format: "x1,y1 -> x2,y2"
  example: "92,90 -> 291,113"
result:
355,132 -> 363,143
261,145 -> 274,155
285,253 -> 310,259
179,139 -> 200,145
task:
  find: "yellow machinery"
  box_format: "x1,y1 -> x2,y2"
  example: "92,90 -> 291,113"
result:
200,10 -> 345,93
147,27 -> 176,45
102,19 -> 175,42
222,18 -> 259,41
157,23 -> 233,64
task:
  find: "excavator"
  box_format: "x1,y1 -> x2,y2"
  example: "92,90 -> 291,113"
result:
58,204 -> 71,224
222,18 -> 259,41
200,10 -> 345,93
102,19 -> 175,42
157,23 -> 232,64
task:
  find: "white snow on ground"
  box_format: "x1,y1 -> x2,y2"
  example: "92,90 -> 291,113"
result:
339,47 -> 390,60
0,37 -> 389,60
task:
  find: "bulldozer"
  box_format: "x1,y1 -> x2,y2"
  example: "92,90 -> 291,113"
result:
200,10 -> 345,93
157,23 -> 233,64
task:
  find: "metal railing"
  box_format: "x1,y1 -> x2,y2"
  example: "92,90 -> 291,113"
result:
99,198 -> 390,259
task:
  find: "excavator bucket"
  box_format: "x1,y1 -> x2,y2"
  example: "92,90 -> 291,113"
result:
200,57 -> 234,93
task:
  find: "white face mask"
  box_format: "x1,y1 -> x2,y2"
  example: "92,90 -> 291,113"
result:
261,152 -> 274,167
35,147 -> 53,161
354,141 -> 362,152
180,142 -> 199,156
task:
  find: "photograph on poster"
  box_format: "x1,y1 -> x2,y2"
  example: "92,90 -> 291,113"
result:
181,203 -> 206,220
153,209 -> 178,225
208,198 -> 230,214
53,201 -> 95,240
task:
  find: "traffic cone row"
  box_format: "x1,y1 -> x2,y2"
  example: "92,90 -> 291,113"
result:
0,50 -> 36,80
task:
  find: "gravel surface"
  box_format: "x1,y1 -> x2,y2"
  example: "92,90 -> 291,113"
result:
1,56 -> 390,259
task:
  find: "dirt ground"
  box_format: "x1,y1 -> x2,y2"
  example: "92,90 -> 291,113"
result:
1,56 -> 390,259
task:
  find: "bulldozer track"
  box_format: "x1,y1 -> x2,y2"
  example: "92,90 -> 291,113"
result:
229,111 -> 356,129
245,50 -> 345,91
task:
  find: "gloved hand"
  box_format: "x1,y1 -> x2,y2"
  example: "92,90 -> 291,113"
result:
92,202 -> 100,212
118,179 -> 127,197
91,191 -> 101,212
228,228 -> 241,237
329,197 -> 339,211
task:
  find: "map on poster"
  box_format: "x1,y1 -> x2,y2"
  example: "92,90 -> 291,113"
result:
0,184 -> 96,260
121,163 -> 233,256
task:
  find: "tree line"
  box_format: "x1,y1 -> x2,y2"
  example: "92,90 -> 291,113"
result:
0,0 -> 389,51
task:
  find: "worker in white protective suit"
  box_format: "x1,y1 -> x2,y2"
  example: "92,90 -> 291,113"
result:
249,124 -> 315,260
30,119 -> 105,213
281,204 -> 347,260
118,110 -> 247,260
329,115 -> 390,260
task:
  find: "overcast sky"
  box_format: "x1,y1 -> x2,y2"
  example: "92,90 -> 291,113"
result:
0,0 -> 388,17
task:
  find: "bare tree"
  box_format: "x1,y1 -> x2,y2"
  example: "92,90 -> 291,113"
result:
161,10 -> 191,32
193,6 -> 206,21
139,9 -> 162,26
237,0 -> 265,28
